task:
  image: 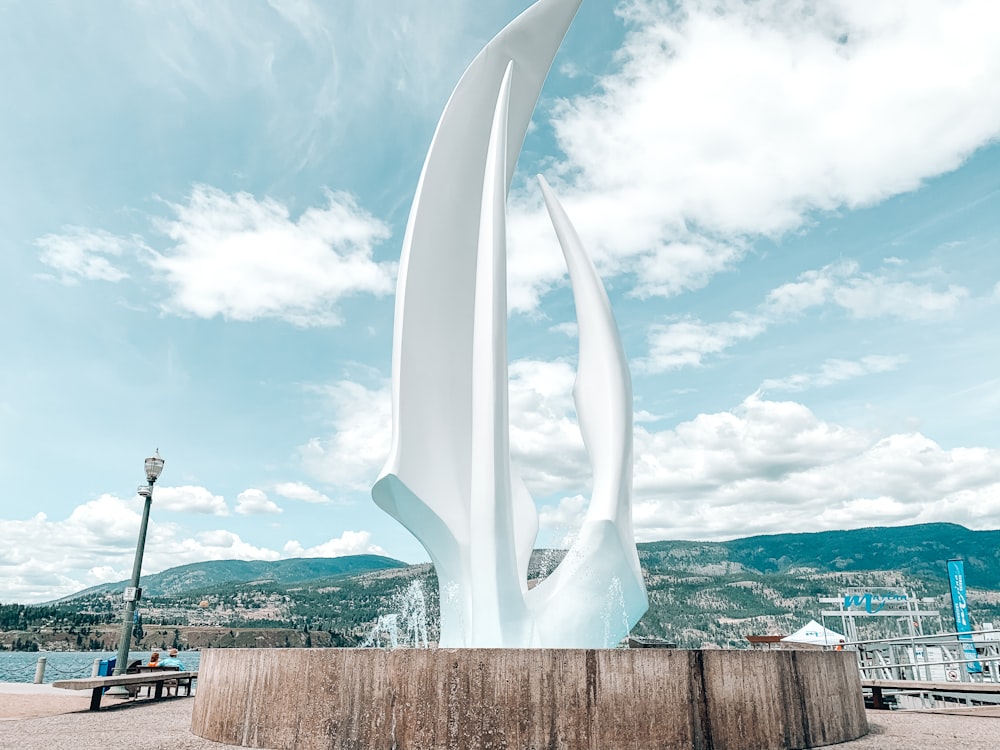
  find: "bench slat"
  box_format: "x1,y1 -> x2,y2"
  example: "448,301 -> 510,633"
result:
53,671 -> 198,690
54,671 -> 198,710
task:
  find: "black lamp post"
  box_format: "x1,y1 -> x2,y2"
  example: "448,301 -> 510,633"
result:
110,450 -> 164,685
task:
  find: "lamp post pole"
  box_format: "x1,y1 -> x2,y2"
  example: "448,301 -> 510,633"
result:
111,450 -> 164,683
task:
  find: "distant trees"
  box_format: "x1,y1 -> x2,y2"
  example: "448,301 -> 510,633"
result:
0,604 -> 103,631
132,613 -> 145,645
3,637 -> 39,652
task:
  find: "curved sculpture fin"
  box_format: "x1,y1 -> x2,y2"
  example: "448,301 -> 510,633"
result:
376,0 -> 582,527
524,178 -> 648,646
372,0 -> 647,649
536,177 -> 633,532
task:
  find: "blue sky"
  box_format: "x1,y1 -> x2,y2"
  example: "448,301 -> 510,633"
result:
1,0 -> 999,603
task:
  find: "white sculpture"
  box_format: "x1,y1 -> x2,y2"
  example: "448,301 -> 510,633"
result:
372,0 -> 648,648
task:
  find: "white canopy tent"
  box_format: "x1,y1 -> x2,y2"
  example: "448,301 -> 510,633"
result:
781,620 -> 846,648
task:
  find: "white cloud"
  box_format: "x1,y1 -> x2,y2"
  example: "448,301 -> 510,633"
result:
64,495 -> 147,544
629,240 -> 746,300
549,321 -> 578,338
507,0 -> 1000,310
35,228 -> 134,284
761,355 -> 906,392
627,395 -> 1000,541
178,530 -> 282,563
298,362 -> 591,500
153,485 -> 229,516
283,530 -> 385,558
6,380 -> 999,603
273,481 -> 331,505
300,380 -> 393,490
763,262 -> 857,317
766,261 -> 968,321
32,184 -> 396,326
235,489 -> 282,515
508,360 -> 589,496
642,314 -> 769,371
537,494 -> 588,547
0,496 -> 165,602
833,278 -> 969,320
640,261 -> 968,372
0,493 -> 390,602
148,185 -> 395,326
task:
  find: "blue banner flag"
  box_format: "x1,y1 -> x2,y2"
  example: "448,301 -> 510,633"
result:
947,559 -> 982,674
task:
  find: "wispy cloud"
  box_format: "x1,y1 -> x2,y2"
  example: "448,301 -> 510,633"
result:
273,481 -> 332,505
299,379 -> 393,491
35,228 -> 136,285
643,315 -> 768,371
105,0 -> 504,168
640,261 -> 968,372
761,355 -> 907,393
833,277 -> 969,320
153,485 -> 229,516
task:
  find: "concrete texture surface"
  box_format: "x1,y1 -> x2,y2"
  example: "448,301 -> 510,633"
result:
0,683 -> 90,721
0,694 -> 228,749
191,648 -> 867,750
2,685 -> 1000,750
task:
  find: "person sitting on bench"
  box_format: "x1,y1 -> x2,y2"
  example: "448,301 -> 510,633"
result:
160,648 -> 185,670
159,648 -> 186,696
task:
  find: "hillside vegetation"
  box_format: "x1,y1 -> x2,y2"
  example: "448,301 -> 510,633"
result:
3,523 -> 998,651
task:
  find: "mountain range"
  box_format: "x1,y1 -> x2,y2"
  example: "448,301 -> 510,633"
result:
9,522 -> 999,651
54,554 -> 406,601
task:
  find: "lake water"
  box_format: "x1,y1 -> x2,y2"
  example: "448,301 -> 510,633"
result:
0,651 -> 202,683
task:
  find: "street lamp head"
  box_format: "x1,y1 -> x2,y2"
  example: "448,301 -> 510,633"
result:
145,449 -> 165,483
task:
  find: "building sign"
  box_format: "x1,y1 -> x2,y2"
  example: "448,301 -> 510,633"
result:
947,559 -> 983,674
842,592 -> 908,614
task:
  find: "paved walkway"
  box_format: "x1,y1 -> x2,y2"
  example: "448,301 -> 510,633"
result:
2,683 -> 1000,749
0,683 -> 228,749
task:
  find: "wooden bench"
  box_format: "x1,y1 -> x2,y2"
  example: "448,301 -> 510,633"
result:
130,665 -> 195,698
53,671 -> 198,711
861,678 -> 1000,710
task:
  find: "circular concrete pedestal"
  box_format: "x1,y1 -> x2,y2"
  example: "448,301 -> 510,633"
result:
191,648 -> 868,750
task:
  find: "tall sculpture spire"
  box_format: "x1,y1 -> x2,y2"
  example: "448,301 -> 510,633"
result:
372,0 -> 648,648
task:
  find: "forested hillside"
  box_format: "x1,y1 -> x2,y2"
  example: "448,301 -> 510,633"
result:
3,524 -> 998,650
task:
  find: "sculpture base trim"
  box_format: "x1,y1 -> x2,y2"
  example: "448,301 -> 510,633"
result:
191,648 -> 868,750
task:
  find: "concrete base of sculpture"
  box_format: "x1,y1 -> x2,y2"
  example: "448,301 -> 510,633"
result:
190,648 -> 868,750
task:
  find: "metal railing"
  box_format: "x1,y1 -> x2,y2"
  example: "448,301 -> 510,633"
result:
851,627 -> 1000,684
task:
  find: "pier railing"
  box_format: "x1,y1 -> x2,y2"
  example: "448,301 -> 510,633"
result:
852,627 -> 1000,684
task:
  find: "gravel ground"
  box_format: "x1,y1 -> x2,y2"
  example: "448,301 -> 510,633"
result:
2,688 -> 1000,750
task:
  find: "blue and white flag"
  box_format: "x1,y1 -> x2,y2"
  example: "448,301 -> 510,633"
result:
947,559 -> 982,674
